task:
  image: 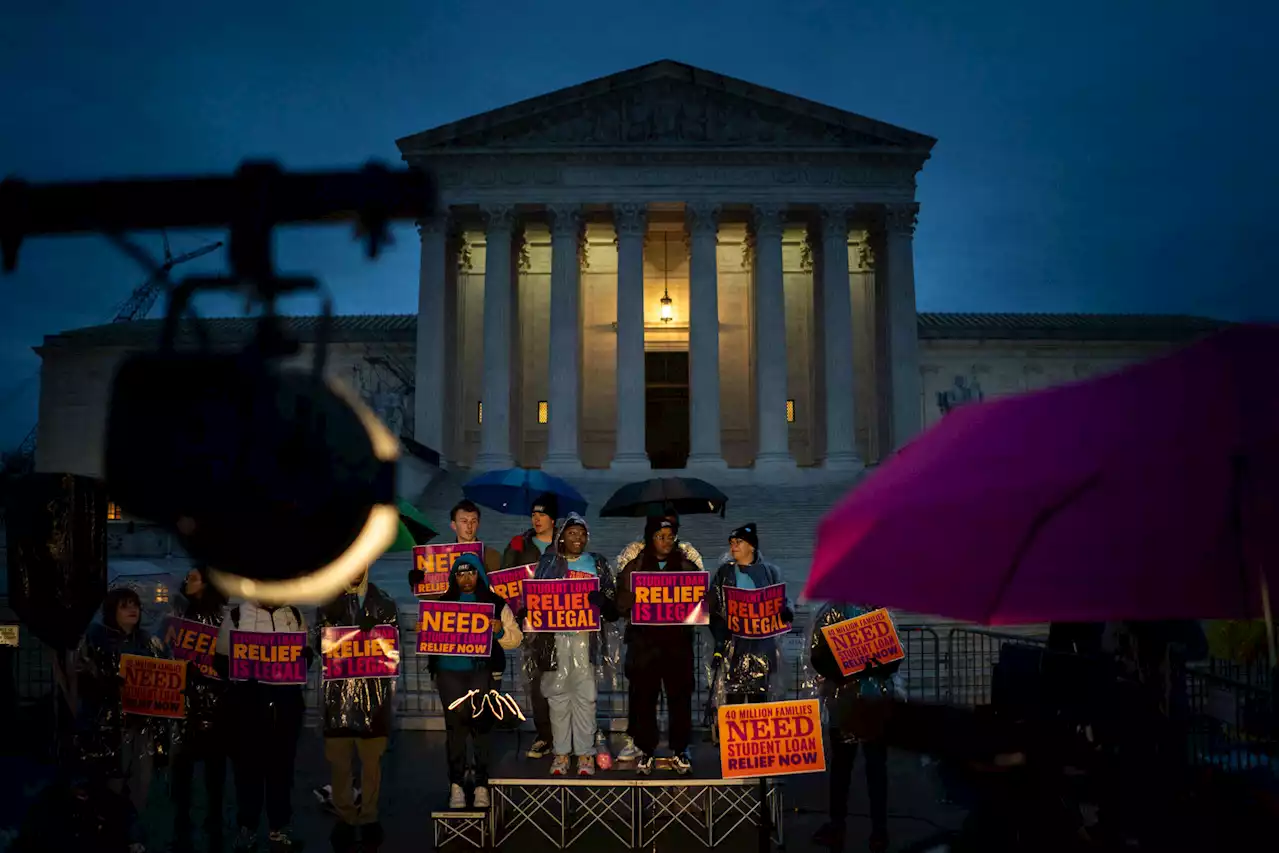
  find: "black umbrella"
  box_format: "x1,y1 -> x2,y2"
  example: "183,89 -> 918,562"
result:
598,477 -> 728,518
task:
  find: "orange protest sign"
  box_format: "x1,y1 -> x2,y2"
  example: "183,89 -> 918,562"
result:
718,699 -> 824,779
119,654 -> 187,719
820,608 -> 905,678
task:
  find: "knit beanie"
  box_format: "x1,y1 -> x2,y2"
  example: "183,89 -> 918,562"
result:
531,492 -> 559,519
729,522 -> 759,552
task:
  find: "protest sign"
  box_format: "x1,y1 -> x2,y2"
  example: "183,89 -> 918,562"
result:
417,601 -> 494,657
119,654 -> 187,719
820,608 -> 905,677
523,577 -> 599,633
229,630 -> 308,684
488,563 -> 535,613
0,624 -> 19,647
724,583 -> 791,639
321,625 -> 401,680
630,571 -> 709,625
162,616 -> 221,679
718,699 -> 825,779
411,542 -> 484,598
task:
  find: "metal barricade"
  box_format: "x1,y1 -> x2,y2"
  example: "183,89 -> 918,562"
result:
943,626 -> 1047,706
1186,667 -> 1278,775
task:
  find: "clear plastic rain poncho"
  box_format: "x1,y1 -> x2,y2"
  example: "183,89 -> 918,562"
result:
705,549 -> 790,705
521,513 -> 622,693
802,602 -> 906,740
166,580 -> 229,754
314,581 -> 401,737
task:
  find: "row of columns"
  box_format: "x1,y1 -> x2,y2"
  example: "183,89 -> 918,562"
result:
415,202 -> 920,473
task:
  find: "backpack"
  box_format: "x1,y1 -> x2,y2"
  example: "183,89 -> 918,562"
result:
230,604 -> 303,631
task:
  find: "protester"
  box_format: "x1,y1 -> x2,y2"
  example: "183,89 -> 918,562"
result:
431,552 -> 523,809
614,511 -> 703,764
502,492 -> 559,759
315,569 -> 400,853
808,602 -> 904,853
527,513 -> 619,776
707,523 -> 793,705
76,587 -> 168,853
170,566 -> 230,851
216,597 -> 313,852
614,518 -> 700,775
407,500 -> 502,593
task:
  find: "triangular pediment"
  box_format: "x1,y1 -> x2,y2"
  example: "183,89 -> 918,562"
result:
398,60 -> 935,153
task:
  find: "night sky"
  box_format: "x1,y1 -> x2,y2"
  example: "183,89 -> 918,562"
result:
0,0 -> 1274,448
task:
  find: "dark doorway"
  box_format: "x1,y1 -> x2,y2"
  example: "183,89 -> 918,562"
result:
645,351 -> 690,469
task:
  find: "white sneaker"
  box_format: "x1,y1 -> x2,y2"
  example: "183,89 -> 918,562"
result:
617,735 -> 641,761
550,754 -> 571,776
473,786 -> 490,808
576,754 -> 596,777
449,783 -> 466,809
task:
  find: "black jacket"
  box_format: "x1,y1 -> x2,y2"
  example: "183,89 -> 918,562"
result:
502,528 -> 548,569
616,548 -> 699,676
315,583 -> 400,738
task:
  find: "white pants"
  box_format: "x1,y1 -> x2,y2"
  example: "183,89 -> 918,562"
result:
541,634 -> 598,757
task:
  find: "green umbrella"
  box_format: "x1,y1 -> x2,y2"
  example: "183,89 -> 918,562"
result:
388,499 -> 438,552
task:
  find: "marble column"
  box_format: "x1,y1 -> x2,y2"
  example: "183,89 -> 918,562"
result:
752,204 -> 795,470
685,202 -> 726,470
413,213 -> 448,458
474,205 -> 516,471
611,203 -> 650,472
819,205 -> 862,470
882,202 -> 923,449
543,204 -> 584,471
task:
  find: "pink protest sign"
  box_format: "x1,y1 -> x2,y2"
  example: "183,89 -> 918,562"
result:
488,563 -> 535,613
411,542 -> 483,598
417,600 -> 494,657
320,625 -> 401,681
229,630 -> 308,684
630,571 -> 710,625
523,577 -> 599,633
724,583 -> 791,639
161,616 -> 221,679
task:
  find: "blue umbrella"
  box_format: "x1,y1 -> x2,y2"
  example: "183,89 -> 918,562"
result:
462,468 -> 588,517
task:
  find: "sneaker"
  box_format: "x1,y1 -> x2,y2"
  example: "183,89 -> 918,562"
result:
267,828 -> 302,852
234,827 -> 257,852
811,821 -> 846,849
672,749 -> 693,775
617,735 -> 641,761
576,754 -> 596,777
635,754 -> 654,776
526,738 -> 552,759
549,754 -> 571,776
449,783 -> 466,809
473,786 -> 490,808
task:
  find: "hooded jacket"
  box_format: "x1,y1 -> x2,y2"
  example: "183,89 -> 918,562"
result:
528,513 -> 619,672
426,552 -> 523,677
707,552 -> 790,696
809,602 -> 906,736
315,581 -> 401,738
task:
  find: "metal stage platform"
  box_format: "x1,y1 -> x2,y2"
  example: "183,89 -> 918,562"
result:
485,748 -> 785,849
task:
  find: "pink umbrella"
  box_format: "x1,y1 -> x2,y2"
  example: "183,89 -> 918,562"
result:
805,324 -> 1278,626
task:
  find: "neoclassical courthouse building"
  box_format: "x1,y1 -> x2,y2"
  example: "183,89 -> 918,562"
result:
35,61 -> 1221,494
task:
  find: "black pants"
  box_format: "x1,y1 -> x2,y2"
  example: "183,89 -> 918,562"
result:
828,730 -> 888,836
528,672 -> 553,743
438,669 -> 493,786
171,722 -> 228,832
628,648 -> 694,755
229,686 -> 304,833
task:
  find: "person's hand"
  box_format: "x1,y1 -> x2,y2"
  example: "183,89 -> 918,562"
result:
586,590 -> 605,609
492,617 -> 504,633
408,568 -> 425,587
780,606 -> 795,624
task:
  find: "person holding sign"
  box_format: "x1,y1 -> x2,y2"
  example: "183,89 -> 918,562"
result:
707,523 -> 793,706
407,500 -> 501,594
502,492 -> 559,759
76,586 -> 169,853
428,552 -> 523,809
315,568 -> 400,852
808,603 -> 904,853
526,512 -> 619,777
614,517 -> 704,775
168,565 -> 230,851
215,598 -> 312,853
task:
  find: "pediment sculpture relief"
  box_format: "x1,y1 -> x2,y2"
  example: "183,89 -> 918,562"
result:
444,79 -> 895,149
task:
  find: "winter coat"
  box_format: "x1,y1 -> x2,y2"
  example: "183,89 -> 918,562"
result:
76,621 -> 168,768
528,518 -> 620,673
707,555 -> 790,697
616,548 -> 701,676
315,583 -> 401,738
408,541 -> 502,595
502,528 -> 552,569
615,539 -> 704,571
426,564 -> 523,677
214,601 -> 312,709
171,591 -> 228,734
809,603 -> 905,739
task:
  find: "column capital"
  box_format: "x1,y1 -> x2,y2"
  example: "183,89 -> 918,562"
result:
751,204 -> 788,240
684,202 -> 722,236
547,203 -> 583,239
480,204 -> 516,233
818,205 -> 854,242
613,202 -> 648,238
882,202 -> 920,237
415,212 -> 449,238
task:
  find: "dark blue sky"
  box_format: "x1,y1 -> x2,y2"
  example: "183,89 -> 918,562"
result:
0,0 -> 1275,448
